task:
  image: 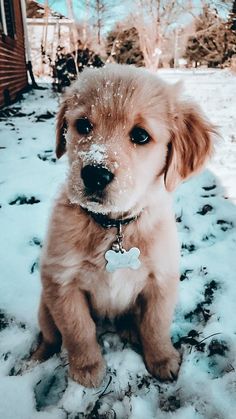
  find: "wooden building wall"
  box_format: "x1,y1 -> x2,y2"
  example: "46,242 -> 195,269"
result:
0,0 -> 28,107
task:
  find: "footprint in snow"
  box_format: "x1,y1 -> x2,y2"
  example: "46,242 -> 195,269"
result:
34,364 -> 67,410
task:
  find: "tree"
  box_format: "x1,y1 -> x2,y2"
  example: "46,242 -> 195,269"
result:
66,0 -> 79,73
80,0 -> 116,54
230,0 -> 236,30
106,24 -> 144,66
131,0 -> 192,70
52,43 -> 104,92
185,5 -> 236,67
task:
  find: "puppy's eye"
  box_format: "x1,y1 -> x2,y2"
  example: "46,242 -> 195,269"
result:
76,118 -> 93,135
130,126 -> 150,145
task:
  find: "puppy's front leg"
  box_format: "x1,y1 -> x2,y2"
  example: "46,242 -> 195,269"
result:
42,279 -> 105,388
138,275 -> 181,381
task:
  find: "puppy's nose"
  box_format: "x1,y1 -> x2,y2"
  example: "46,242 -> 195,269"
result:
81,165 -> 114,191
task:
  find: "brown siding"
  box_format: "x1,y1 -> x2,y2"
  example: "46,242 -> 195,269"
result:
0,1 -> 28,107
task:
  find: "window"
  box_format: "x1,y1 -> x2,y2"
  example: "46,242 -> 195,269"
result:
4,0 -> 15,38
0,0 -> 15,38
0,0 -> 7,34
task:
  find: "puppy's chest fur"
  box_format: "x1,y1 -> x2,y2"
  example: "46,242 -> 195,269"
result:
45,198 -> 153,316
51,233 -> 149,317
84,266 -> 148,317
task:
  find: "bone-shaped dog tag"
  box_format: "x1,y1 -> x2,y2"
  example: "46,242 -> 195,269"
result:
105,247 -> 141,273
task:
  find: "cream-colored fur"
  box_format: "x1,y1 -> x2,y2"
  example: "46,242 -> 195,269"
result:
32,64 -> 215,387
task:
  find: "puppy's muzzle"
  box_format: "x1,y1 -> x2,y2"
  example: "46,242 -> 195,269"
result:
81,165 -> 114,192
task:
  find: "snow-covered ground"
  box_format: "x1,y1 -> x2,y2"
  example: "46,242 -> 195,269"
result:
0,69 -> 236,419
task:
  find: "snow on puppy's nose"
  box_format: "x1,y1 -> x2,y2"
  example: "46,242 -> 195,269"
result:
78,144 -> 107,166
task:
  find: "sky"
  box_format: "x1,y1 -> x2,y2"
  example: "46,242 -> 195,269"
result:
37,0 -> 129,21
36,0 -> 230,30
56,0 -> 84,17
38,0 -> 84,18
37,0 -> 130,33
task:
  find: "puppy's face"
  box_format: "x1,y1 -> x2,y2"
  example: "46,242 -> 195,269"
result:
57,65 -> 215,215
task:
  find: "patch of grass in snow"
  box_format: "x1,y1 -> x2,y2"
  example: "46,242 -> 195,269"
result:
184,279 -> 220,324
0,310 -> 8,331
37,150 -> 56,163
0,310 -> 26,332
9,195 -> 41,205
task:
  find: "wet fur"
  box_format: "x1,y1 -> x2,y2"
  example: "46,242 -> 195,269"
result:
32,64 -> 215,387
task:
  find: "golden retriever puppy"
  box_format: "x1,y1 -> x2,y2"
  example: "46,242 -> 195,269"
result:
32,64 -> 215,387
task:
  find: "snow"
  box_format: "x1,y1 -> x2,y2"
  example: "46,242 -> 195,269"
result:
78,143 -> 108,165
0,69 -> 236,418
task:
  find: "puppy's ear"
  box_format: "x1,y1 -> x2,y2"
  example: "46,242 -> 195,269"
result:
56,100 -> 67,159
165,102 -> 216,191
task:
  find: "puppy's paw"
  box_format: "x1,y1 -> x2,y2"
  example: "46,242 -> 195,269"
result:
31,339 -> 61,362
145,347 -> 181,382
69,354 -> 106,388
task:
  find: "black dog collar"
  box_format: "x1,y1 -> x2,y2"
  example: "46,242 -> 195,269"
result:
80,207 -> 142,272
81,207 -> 140,229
